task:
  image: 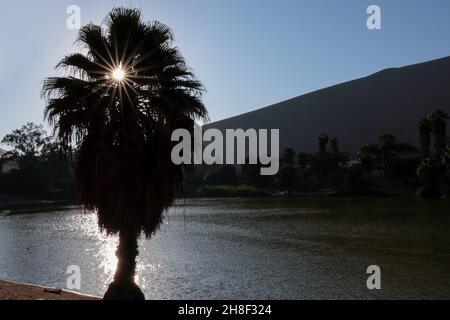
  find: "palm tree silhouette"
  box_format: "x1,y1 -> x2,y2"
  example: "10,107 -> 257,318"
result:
316,132 -> 329,154
377,133 -> 396,169
42,8 -> 208,299
357,144 -> 378,172
330,138 -> 339,155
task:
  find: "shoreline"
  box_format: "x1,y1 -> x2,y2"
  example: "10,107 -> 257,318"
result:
0,279 -> 100,300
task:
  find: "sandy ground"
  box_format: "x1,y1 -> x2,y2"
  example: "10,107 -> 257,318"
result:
0,279 -> 100,300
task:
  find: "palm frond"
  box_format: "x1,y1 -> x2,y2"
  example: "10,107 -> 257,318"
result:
42,7 -> 208,237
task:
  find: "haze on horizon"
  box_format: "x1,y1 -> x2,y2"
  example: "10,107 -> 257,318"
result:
1,0 -> 450,144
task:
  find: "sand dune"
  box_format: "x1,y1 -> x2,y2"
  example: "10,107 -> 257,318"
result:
206,56 -> 450,157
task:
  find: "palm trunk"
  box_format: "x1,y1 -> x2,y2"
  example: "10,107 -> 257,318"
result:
420,136 -> 430,160
425,177 -> 439,197
103,229 -> 145,300
434,124 -> 446,157
114,229 -> 139,284
319,144 -> 326,154
420,133 -> 430,159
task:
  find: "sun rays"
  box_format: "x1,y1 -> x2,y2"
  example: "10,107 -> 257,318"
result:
112,64 -> 126,82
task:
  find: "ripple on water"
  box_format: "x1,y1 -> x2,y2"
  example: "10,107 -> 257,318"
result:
0,197 -> 450,299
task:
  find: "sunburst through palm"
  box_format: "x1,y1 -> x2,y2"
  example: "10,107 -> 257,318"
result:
42,7 -> 208,300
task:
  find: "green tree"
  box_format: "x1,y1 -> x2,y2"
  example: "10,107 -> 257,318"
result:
41,142 -> 75,199
310,153 -> 341,186
281,147 -> 296,166
204,165 -> 238,185
277,165 -> 296,193
444,146 -> 450,167
377,133 -> 397,169
183,165 -> 207,195
297,152 -> 309,168
357,144 -> 378,173
443,146 -> 450,197
416,158 -> 445,197
1,123 -> 50,158
0,124 -> 74,198
395,142 -> 419,155
240,161 -> 272,188
42,8 -> 207,300
297,152 -> 310,178
346,164 -> 369,193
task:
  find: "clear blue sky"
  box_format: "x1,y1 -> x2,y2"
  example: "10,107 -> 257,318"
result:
1,0 -> 450,144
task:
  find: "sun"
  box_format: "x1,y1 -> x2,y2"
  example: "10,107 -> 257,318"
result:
112,65 -> 126,82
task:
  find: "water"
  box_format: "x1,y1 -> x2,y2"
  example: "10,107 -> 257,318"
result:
0,197 -> 449,299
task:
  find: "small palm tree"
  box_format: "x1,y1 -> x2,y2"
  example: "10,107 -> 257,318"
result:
330,138 -> 339,155
377,133 -> 396,169
281,147 -> 296,166
444,146 -> 450,166
316,132 -> 329,154
357,144 -> 378,173
443,146 -> 450,197
417,117 -> 432,159
297,152 -> 309,175
416,158 -> 445,197
427,110 -> 448,157
42,8 -> 207,299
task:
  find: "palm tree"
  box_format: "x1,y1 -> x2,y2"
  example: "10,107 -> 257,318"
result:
377,133 -> 396,169
297,152 -> 309,178
316,132 -> 329,154
278,165 -> 296,194
395,142 -> 419,155
444,146 -> 450,167
417,117 -> 432,159
42,8 -> 207,300
416,158 -> 445,197
357,144 -> 378,173
281,147 -> 296,166
427,110 -> 448,157
330,138 -> 339,155
443,146 -> 450,197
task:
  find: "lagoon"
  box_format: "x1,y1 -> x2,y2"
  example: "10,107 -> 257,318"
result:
0,197 -> 449,299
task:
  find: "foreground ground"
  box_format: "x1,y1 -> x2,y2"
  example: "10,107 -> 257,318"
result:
0,279 -> 99,300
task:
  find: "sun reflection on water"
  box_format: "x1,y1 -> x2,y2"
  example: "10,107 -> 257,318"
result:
68,212 -> 158,291
98,237 -> 119,282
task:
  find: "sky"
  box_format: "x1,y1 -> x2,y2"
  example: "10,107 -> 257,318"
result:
1,0 -> 450,145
